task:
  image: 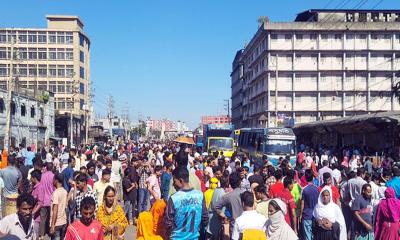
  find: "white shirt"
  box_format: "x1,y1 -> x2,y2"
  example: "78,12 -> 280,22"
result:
0,213 -> 37,239
332,169 -> 341,184
232,210 -> 267,240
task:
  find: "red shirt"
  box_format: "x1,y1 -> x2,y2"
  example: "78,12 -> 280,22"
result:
65,220 -> 104,240
276,188 -> 296,226
269,181 -> 284,198
318,185 -> 340,203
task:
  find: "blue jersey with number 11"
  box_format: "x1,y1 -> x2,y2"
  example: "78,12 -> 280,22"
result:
169,189 -> 205,240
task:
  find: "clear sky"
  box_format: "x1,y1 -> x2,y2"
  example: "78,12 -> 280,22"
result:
0,0 -> 398,128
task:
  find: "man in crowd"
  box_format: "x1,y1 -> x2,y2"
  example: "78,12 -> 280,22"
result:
74,174 -> 98,219
352,183 -> 374,239
93,169 -> 113,203
300,169 -> 319,240
50,173 -> 68,240
165,167 -> 208,239
61,157 -> 75,192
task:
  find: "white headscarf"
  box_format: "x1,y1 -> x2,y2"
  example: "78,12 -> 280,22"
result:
313,186 -> 347,240
265,199 -> 298,240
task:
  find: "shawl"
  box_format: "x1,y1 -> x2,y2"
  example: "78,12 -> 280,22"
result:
313,186 -> 347,240
265,200 -> 298,240
136,211 -> 163,240
150,199 -> 167,237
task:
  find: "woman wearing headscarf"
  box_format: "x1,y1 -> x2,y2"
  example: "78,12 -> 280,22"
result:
265,198 -> 298,240
136,211 -> 163,240
97,186 -> 128,240
374,187 -> 400,240
313,186 -> 346,240
150,199 -> 167,238
204,177 -> 219,208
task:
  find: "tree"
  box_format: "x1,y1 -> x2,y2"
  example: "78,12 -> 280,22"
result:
131,121 -> 146,137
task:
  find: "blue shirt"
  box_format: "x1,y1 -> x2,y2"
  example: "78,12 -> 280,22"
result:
165,188 -> 208,240
301,184 -> 319,220
161,172 -> 172,201
62,167 -> 74,192
387,177 -> 400,199
25,151 -> 35,166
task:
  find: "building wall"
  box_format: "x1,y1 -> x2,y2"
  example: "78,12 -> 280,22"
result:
0,89 -> 54,149
201,115 -> 231,125
232,10 -> 400,128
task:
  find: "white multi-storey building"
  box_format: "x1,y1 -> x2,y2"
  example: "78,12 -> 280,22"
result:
232,9 -> 400,128
0,15 -> 91,144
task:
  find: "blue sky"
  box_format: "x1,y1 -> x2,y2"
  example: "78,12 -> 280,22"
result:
1,0 -> 399,128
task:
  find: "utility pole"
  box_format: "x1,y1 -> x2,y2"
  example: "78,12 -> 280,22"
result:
69,73 -> 77,147
275,54 -> 279,127
4,36 -> 15,150
107,96 -> 114,139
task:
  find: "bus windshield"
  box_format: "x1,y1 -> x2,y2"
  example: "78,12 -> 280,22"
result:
209,139 -> 233,150
264,139 -> 295,155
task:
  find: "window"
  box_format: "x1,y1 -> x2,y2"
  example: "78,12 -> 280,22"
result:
49,81 -> 57,92
28,48 -> 37,60
0,98 -> 4,113
80,99 -> 85,110
321,34 -> 328,40
310,34 -> 317,40
80,83 -> 85,94
28,32 -> 37,43
0,48 -> 7,59
66,33 -> 73,44
57,66 -> 65,77
49,48 -> 56,60
28,65 -> 37,77
17,64 -> 27,76
334,34 -> 342,40
0,64 -> 7,76
285,34 -> 292,40
371,34 -> 378,40
79,67 -> 84,79
295,95 -> 301,102
80,51 -> 84,63
320,95 -> 326,103
49,32 -> 56,43
21,104 -> 26,117
38,81 -> 47,91
79,34 -> 85,46
19,48 -> 27,60
270,34 -> 278,40
320,75 -> 327,82
11,102 -> 16,116
57,48 -> 65,60
66,49 -> 73,60
18,32 -> 27,43
0,32 -> 6,43
49,65 -> 57,77
66,66 -> 74,77
296,34 -> 303,40
38,48 -> 47,59
30,106 -> 35,118
57,32 -> 65,44
345,96 -> 352,102
38,33 -> 46,43
58,82 -> 65,93
38,65 -> 47,77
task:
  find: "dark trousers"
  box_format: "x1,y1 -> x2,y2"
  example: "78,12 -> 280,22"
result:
39,206 -> 50,237
51,224 -> 67,240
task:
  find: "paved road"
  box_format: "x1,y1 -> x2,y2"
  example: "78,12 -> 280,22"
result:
124,225 -> 136,240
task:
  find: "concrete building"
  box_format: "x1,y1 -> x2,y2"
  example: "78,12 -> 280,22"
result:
232,9 -> 400,128
146,119 -> 189,132
0,15 -> 91,145
0,88 -> 54,149
201,115 -> 231,125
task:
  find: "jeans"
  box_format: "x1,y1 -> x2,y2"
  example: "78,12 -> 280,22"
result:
124,201 -> 134,221
51,224 -> 67,240
138,188 -> 149,213
302,219 -> 313,240
39,207 -> 50,237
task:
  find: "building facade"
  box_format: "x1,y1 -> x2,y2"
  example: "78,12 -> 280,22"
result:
201,115 -> 231,125
231,50 -> 244,129
232,9 -> 400,128
0,88 -> 54,149
0,15 -> 91,145
146,119 -> 189,132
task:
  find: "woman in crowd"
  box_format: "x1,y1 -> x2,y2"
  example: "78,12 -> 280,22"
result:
265,199 -> 298,240
150,199 -> 167,238
136,211 -> 163,240
97,186 -> 128,240
313,186 -> 346,240
374,187 -> 400,240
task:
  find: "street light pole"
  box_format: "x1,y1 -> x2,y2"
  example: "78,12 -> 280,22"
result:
4,36 -> 15,150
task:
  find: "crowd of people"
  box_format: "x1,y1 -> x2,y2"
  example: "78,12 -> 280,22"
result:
0,140 -> 398,240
